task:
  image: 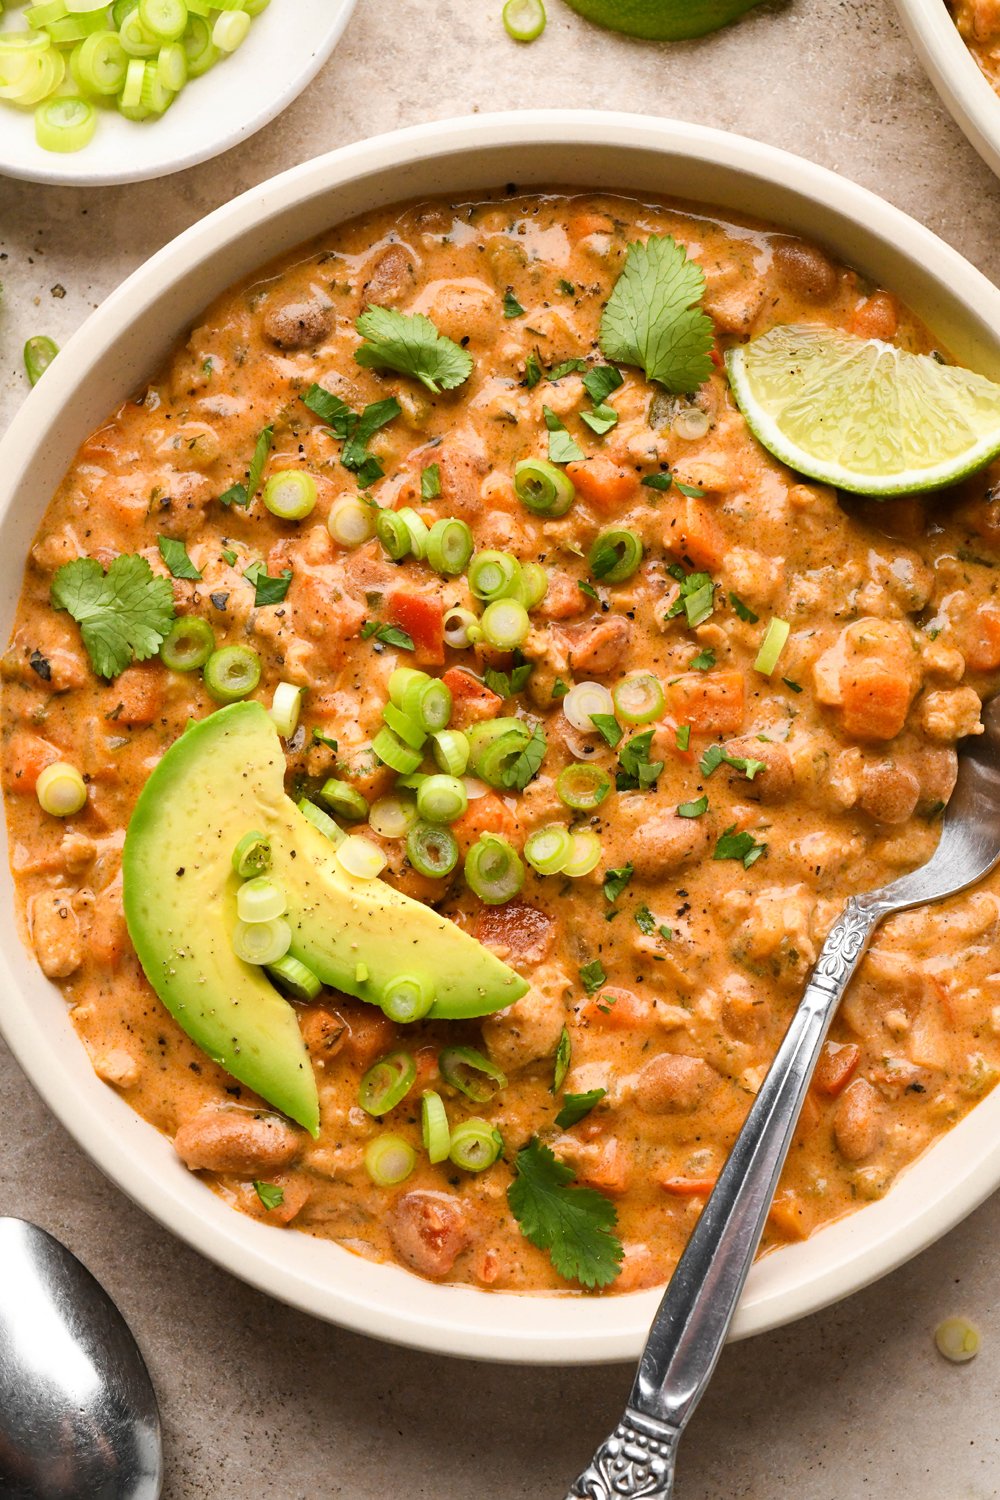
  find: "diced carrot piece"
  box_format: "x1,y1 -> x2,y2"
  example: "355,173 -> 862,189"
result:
963,608 -> 1000,672
767,1191 -> 810,1241
475,901 -> 554,963
450,793 -> 519,856
839,663 -> 911,741
813,1040 -> 861,1098
665,496 -> 727,570
565,456 -> 638,514
338,1003 -> 399,1068
666,671 -> 745,735
387,590 -> 445,666
579,985 -> 648,1029
574,1139 -> 631,1195
105,664 -> 163,727
795,1090 -> 822,1140
566,211 -> 615,241
659,1175 -> 718,1196
440,667 -> 502,727
3,732 -> 61,794
848,291 -> 899,341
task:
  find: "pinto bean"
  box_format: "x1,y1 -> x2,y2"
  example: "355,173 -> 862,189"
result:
833,1079 -> 884,1163
262,297 -> 333,351
387,1190 -> 469,1278
173,1107 -> 305,1176
362,243 -> 416,308
608,797 -> 711,881
299,1006 -> 348,1068
435,438 -> 489,522
28,890 -> 82,978
563,616 -> 632,676
480,964 -> 571,1074
723,736 -> 794,802
475,902 -> 554,964
857,763 -> 920,824
634,1052 -> 715,1113
771,238 -> 840,302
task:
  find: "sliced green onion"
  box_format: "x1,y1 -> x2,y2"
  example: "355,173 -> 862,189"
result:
524,823 -> 572,875
376,508 -> 413,561
231,831 -> 271,880
203,645 -> 261,703
439,1045 -> 507,1103
684,580 -> 714,627
364,1133 -> 417,1187
383,702 -> 427,751
265,954 -> 322,1002
182,12 -> 217,74
426,517 -> 474,576
119,53 -> 145,104
755,617 -> 791,677
381,973 -> 435,1024
212,6 -> 249,49
319,778 -> 369,821
23,335 -> 59,386
563,680 -> 614,732
449,1118 -> 503,1173
359,1051 -> 417,1115
119,9 -> 157,54
589,528 -> 643,584
481,598 -> 530,650
232,916 -> 291,966
138,59 -> 173,114
372,726 -> 423,775
467,717 -> 532,788
388,666 -> 426,707
406,819 -> 459,879
443,606 -> 478,649
369,792 -> 418,839
432,729 -> 470,776
421,1090 -> 451,1164
563,828 -> 602,878
416,773 -> 468,824
297,797 -> 344,845
138,0 -> 187,41
397,506 -> 429,558
158,615 -> 214,672
934,1316 -> 981,1364
268,680 -> 303,738
329,496 -> 375,548
613,672 -> 665,725
469,550 -> 522,603
463,776 -> 489,800
514,561 -> 549,610
236,877 -> 286,924
514,456 -> 575,516
263,470 -> 317,521
556,762 -> 612,811
464,834 -> 525,904
401,673 -> 452,733
156,38 -> 186,90
35,761 -> 87,817
336,834 -> 387,881
34,95 -> 96,153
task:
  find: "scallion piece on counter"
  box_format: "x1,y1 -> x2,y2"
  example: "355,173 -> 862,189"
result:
203,644 -> 261,703
35,761 -> 87,818
421,1090 -> 451,1164
265,953 -> 322,1002
381,973 -> 435,1024
502,0 -> 546,41
405,819 -> 459,879
158,616 -> 214,672
449,1118 -> 504,1173
23,334 -> 59,385
426,517 -> 474,576
359,1051 -> 417,1116
439,1046 -> 507,1103
755,617 -> 791,677
513,456 -> 575,516
231,831 -> 272,880
464,833 -> 525,904
364,1134 -> 417,1187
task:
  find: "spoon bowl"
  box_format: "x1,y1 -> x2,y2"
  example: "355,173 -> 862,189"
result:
0,1219 -> 162,1500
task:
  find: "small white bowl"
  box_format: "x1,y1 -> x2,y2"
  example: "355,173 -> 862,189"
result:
895,0 -> 1000,179
0,0 -> 355,187
4,111 -> 1000,1364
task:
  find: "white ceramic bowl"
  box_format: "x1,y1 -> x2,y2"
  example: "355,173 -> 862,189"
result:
0,0 -> 355,187
895,0 -> 1000,179
3,110 -> 1000,1364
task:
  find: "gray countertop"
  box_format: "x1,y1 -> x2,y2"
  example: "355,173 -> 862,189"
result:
2,1 -> 1000,1495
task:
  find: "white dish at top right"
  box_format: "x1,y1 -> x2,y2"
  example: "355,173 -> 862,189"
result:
895,0 -> 1000,179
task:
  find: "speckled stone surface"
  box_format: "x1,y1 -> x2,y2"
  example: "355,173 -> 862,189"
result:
2,1 -> 1000,1495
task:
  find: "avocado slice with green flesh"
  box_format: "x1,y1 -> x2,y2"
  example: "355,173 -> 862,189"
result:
122,702 -> 528,1131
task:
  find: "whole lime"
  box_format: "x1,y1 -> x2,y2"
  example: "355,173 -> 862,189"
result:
563,0 -> 768,41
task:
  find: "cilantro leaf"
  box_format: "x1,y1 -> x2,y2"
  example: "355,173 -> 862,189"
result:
508,1140 -> 623,1290
582,365 -> 624,405
221,547 -> 238,567
590,712 -> 622,748
699,744 -> 766,781
354,307 -> 473,393
579,959 -> 607,994
253,1181 -> 285,1210
675,480 -> 705,498
552,1025 -> 571,1093
783,677 -> 803,694
502,288 -> 525,319
581,404 -> 618,436
220,425 -> 273,508
157,535 -> 201,580
361,621 -> 415,651
51,554 -> 175,680
578,579 -> 600,602
547,358 -> 588,382
641,472 -> 673,492
690,648 -> 716,671
634,904 -> 657,935
500,723 -> 547,791
617,729 -> 663,791
602,863 -> 634,903
551,677 -> 569,700
484,661 -> 533,698
543,405 -> 585,464
675,724 -> 691,751
524,349 -> 543,389
557,278 -> 576,295
729,591 -> 759,624
714,824 -> 767,867
555,1089 -> 607,1129
599,235 -> 715,394
302,383 -> 354,435
342,397 -> 400,478
666,569 -> 714,626
312,727 -> 338,751
244,560 -> 292,607
420,463 -> 441,500
677,793 -> 709,818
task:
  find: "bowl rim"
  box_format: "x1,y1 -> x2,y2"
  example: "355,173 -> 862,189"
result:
893,0 -> 1000,179
0,0 -> 357,188
5,108 -> 1000,1364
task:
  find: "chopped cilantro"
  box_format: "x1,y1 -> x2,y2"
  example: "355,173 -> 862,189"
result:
782,677 -> 803,694
484,661 -> 533,698
51,554 -> 175,680
354,307 -> 473,392
581,403 -> 618,436
590,713 -> 622,748
666,569 -> 714,627
555,1089 -> 607,1129
699,744 -> 766,781
675,724 -> 691,751
221,547 -> 238,567
219,424 -> 273,508
157,535 -> 201,580
729,592 -> 759,624
659,924 -> 673,942
420,463 -> 441,500
714,825 -> 767,867
582,365 -> 624,405
553,1025 -> 572,1093
302,383 -> 354,433
551,677 -> 569,699
312,727 -> 338,751
557,278 -> 576,295
690,648 -> 715,671
579,959 -> 607,994
634,905 -> 656,935
361,621 -> 415,651
578,579 -> 600,602
599,235 -> 714,394
508,1140 -> 623,1290
524,349 -> 543,388
502,288 -> 525,319
641,472 -> 673,492
602,863 -> 634,903
617,729 -> 663,791
677,793 -> 708,818
500,722 -> 547,791
543,405 -> 585,463
253,1181 -> 285,1211
547,358 -> 588,382
675,480 -> 705,498
342,397 -> 401,479
244,560 -> 292,608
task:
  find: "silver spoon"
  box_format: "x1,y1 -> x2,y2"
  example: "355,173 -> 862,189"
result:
567,698 -> 1000,1499
0,1218 -> 162,1499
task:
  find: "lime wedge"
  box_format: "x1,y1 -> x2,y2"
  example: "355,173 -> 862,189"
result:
725,325 -> 1000,496
562,0 -> 765,41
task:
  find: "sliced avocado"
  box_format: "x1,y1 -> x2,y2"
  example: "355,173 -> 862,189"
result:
122,703 -> 528,1131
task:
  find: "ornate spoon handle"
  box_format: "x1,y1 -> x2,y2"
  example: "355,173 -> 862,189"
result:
565,894 -> 887,1500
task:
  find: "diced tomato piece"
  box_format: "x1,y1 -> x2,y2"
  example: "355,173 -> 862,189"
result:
387,590 -> 445,666
666,671 -> 745,736
450,793 -> 519,856
839,663 -> 911,741
565,456 -> 638,514
767,1190 -> 809,1240
475,901 -> 554,964
440,667 -> 502,727
665,496 -> 727,570
813,1040 -> 861,1098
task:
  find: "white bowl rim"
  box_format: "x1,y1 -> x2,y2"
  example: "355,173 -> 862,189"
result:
894,0 -> 1000,180
4,108 -> 1000,1364
0,0 -> 356,188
